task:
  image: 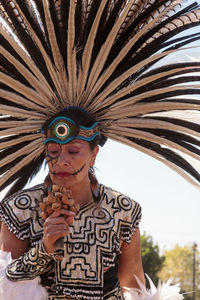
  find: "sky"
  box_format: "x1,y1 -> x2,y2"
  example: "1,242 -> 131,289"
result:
0,1 -> 200,253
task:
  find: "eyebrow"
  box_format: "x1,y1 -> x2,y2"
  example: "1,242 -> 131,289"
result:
68,141 -> 83,146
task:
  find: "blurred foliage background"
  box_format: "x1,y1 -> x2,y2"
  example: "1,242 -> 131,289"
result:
141,232 -> 200,300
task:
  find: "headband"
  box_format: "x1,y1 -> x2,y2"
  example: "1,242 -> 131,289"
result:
42,117 -> 100,144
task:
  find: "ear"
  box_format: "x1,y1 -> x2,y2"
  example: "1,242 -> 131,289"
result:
91,146 -> 99,166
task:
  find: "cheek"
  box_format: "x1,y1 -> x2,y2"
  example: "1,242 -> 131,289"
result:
46,156 -> 58,168
72,154 -> 92,175
73,151 -> 92,165
82,153 -> 93,167
73,157 -> 90,173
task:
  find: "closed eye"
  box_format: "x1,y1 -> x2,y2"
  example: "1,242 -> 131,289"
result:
47,150 -> 60,158
50,151 -> 59,154
69,151 -> 79,154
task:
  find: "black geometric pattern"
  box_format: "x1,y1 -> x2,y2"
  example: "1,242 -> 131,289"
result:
6,241 -> 53,280
0,184 -> 45,244
0,184 -> 141,299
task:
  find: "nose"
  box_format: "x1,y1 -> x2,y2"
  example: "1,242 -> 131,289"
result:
56,148 -> 70,166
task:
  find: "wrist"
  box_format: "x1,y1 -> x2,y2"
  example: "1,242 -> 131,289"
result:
6,241 -> 54,280
40,240 -> 54,257
39,240 -> 55,260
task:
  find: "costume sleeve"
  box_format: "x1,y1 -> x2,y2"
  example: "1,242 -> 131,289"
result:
0,251 -> 48,300
101,185 -> 142,244
0,185 -> 44,243
0,186 -> 54,281
6,241 -> 54,281
119,197 -> 142,243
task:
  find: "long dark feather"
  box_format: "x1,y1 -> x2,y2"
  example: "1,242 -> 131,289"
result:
130,137 -> 200,182
0,0 -> 54,85
1,0 -> 200,196
2,154 -> 45,200
15,1 -> 48,53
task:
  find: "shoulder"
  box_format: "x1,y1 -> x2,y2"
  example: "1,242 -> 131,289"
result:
0,184 -> 45,211
0,184 -> 45,240
99,183 -> 141,212
98,184 -> 142,242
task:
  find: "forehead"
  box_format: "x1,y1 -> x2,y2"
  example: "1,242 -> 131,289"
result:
46,139 -> 89,147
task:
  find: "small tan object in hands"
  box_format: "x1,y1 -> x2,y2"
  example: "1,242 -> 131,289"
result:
40,185 -> 80,261
40,185 -> 80,219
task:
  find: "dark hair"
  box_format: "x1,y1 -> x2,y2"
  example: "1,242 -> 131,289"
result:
42,106 -> 107,149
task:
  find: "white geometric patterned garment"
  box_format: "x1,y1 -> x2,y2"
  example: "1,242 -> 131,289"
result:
0,184 -> 142,299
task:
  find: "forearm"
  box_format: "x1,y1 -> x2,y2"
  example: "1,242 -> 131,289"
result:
118,230 -> 145,288
6,241 -> 54,281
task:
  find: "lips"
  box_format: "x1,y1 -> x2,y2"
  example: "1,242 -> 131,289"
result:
55,172 -> 72,178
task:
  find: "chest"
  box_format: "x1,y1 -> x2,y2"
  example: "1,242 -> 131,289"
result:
56,205 -> 121,284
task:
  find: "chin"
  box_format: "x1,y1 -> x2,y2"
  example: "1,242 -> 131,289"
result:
49,174 -> 72,187
54,178 -> 73,187
50,172 -> 89,190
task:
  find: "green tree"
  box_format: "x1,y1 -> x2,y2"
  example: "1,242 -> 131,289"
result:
141,232 -> 165,285
158,244 -> 200,300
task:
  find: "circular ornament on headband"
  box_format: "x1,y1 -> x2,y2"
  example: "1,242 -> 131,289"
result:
42,117 -> 100,144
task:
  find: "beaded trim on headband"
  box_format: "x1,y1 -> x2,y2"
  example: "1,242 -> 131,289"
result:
42,117 -> 100,144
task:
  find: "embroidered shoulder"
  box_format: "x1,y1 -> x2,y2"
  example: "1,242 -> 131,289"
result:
0,184 -> 45,242
99,184 -> 142,243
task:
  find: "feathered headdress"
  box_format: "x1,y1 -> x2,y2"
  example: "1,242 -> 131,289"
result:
1,0 -> 200,198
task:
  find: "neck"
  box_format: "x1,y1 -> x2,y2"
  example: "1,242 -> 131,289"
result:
45,174 -> 94,208
70,180 -> 93,207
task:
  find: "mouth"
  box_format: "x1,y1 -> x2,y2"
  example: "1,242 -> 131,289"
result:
54,172 -> 72,178
52,163 -> 86,178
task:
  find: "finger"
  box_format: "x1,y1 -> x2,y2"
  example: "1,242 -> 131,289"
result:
44,216 -> 69,226
44,224 -> 69,239
64,215 -> 75,225
43,228 -> 69,249
49,209 -> 76,218
47,217 -> 74,228
45,222 -> 69,232
47,228 -> 70,239
45,215 -> 75,228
